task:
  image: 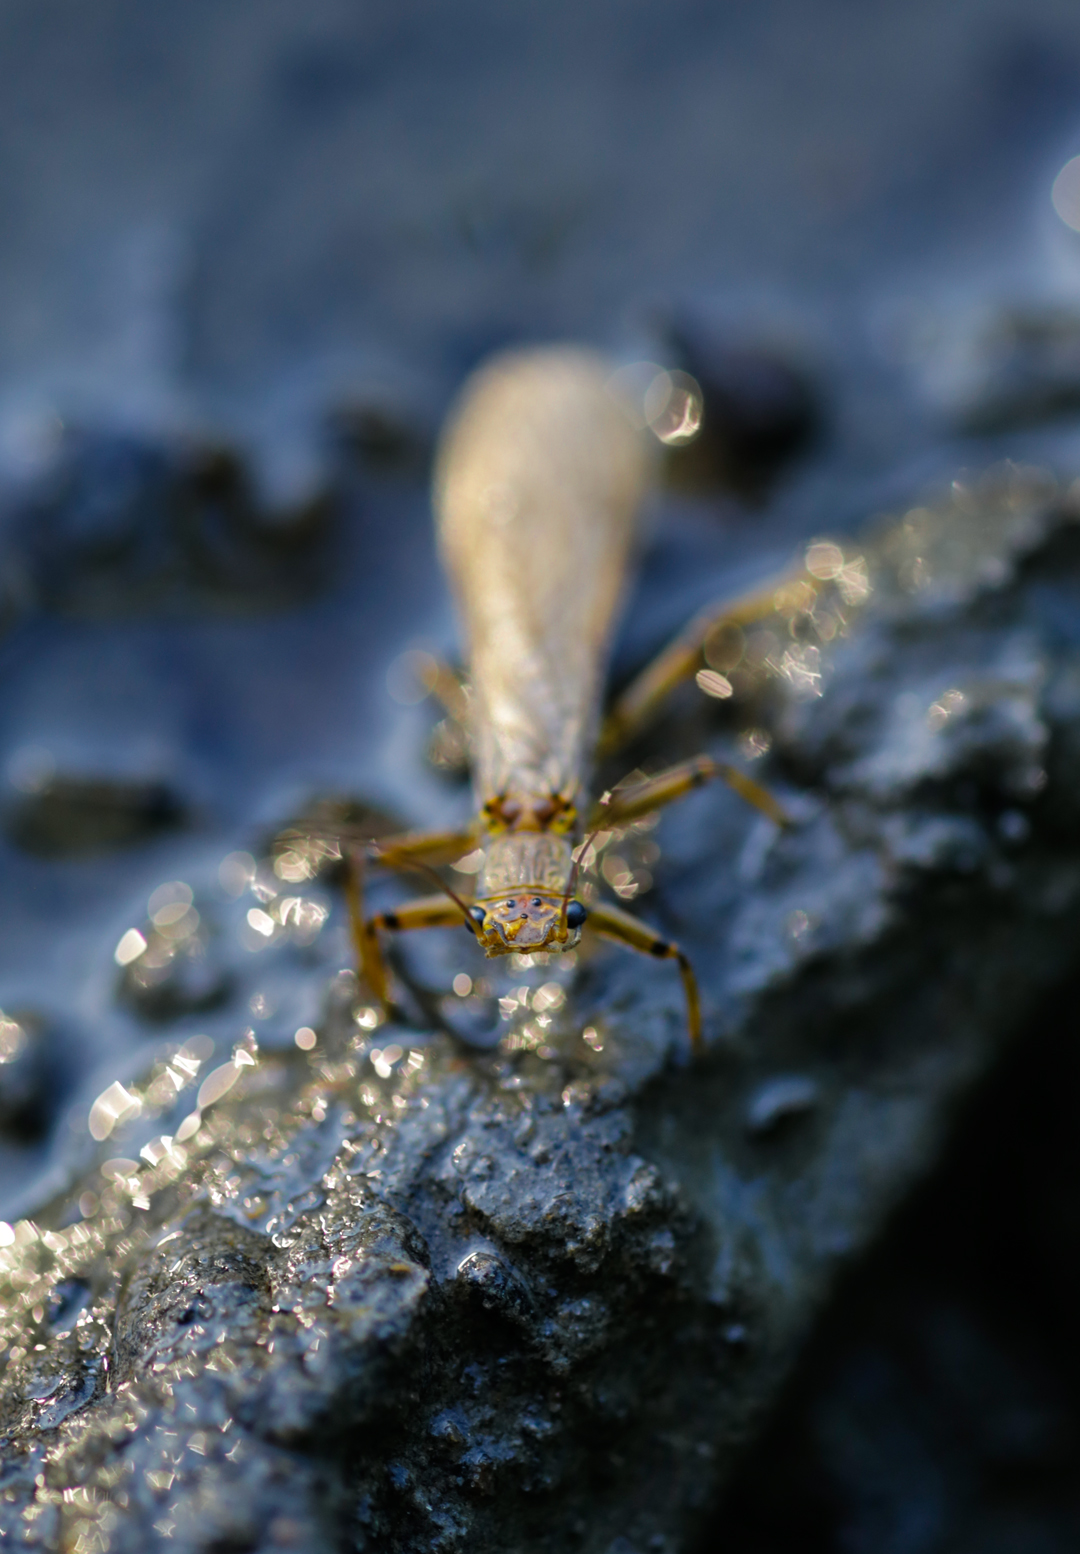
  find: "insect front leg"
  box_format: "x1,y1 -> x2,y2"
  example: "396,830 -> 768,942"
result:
343,846 -> 472,1014
586,898 -> 702,1052
589,754 -> 790,830
372,826 -> 479,871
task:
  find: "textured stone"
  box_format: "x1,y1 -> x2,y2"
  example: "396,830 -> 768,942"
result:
1,467 -> 1080,1551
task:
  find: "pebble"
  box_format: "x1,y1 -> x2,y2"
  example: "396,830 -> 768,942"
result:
5,775 -> 185,857
745,1075 -> 821,1136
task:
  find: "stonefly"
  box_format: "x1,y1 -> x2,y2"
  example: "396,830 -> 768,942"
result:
310,347 -> 861,1049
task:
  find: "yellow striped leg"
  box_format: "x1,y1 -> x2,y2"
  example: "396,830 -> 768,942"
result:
344,843 -> 471,1011
371,893 -> 471,934
587,898 -> 703,1053
343,846 -> 390,1008
590,754 -> 789,830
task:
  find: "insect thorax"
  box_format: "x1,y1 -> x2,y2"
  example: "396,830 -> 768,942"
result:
480,789 -> 577,834
475,831 -> 574,903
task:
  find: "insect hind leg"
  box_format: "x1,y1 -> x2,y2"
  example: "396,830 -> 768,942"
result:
597,543 -> 870,758
590,754 -> 789,831
597,571 -> 806,757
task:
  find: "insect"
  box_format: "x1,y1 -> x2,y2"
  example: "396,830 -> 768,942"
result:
324,346 -> 822,1050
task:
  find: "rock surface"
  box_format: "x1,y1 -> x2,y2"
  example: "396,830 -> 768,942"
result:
0,466 -> 1079,1551
710,973 -> 1080,1553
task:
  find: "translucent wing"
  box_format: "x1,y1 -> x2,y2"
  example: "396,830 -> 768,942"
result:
435,347 -> 652,812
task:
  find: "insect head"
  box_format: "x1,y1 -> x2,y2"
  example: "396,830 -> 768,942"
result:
468,893 -> 588,955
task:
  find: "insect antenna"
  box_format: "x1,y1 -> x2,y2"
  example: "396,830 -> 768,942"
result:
559,810 -> 609,934
369,845 -> 480,935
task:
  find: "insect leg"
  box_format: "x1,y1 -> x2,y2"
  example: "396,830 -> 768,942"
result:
597,569 -> 809,757
276,818 -> 477,871
424,659 -> 471,726
586,898 -> 702,1052
371,892 -> 471,932
342,846 -> 391,1008
590,755 -> 789,830
296,825 -> 477,1011
344,849 -> 472,1013
365,893 -> 474,1012
372,827 -> 479,870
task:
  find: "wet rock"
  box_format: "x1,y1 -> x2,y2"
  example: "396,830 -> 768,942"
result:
744,1075 -> 820,1136
4,774 -> 186,858
2,468 -> 1080,1550
118,940 -> 231,1023
43,1278 -> 92,1334
0,430 -> 330,623
709,986 -> 1080,1553
330,399 -> 432,474
453,1248 -> 537,1329
111,1204 -> 274,1387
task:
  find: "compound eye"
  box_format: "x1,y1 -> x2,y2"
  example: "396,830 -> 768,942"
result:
565,900 -> 587,930
468,906 -> 486,930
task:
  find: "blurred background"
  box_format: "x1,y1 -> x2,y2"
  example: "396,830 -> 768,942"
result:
4,1 -> 1080,1546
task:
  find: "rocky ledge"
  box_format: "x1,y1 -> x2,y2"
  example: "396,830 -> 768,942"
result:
2,464 -> 1080,1553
